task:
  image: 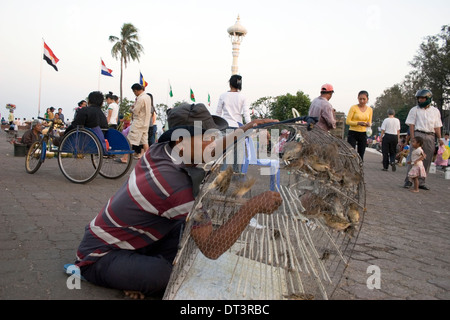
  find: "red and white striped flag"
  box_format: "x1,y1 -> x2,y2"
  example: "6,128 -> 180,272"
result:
43,42 -> 59,71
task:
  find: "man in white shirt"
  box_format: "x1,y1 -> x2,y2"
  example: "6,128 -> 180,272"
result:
120,84 -> 153,162
380,109 -> 401,172
403,89 -> 442,190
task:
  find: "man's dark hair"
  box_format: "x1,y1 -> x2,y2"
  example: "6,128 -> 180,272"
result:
78,100 -> 87,107
131,83 -> 143,91
87,91 -> 104,107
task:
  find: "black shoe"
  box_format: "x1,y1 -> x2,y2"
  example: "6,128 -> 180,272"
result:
403,181 -> 412,188
391,163 -> 396,172
419,185 -> 430,191
382,168 -> 388,171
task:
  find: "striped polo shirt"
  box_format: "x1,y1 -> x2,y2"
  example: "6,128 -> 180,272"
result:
75,142 -> 195,267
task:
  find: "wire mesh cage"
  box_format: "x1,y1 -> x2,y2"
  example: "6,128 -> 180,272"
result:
163,122 -> 365,300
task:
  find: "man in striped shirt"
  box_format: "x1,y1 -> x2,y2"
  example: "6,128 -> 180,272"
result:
74,103 -> 282,299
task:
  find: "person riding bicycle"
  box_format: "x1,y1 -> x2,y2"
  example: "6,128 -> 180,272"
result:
53,91 -> 108,147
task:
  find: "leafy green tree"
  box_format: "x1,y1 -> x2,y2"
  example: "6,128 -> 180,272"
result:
407,25 -> 450,117
373,84 -> 409,130
155,103 -> 169,129
374,26 -> 450,133
270,91 -> 311,121
119,97 -> 134,116
395,104 -> 412,133
250,97 -> 275,120
109,23 -> 144,103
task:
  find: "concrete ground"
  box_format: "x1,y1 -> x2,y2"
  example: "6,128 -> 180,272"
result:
0,130 -> 449,300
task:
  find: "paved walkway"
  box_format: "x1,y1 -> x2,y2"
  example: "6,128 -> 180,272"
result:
0,131 -> 449,300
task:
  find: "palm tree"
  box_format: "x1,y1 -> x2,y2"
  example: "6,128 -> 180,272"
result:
109,23 -> 144,103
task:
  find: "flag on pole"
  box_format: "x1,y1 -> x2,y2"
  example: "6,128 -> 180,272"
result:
140,72 -> 148,87
101,60 -> 113,77
169,84 -> 173,97
208,93 -> 211,106
43,42 -> 59,71
190,88 -> 195,102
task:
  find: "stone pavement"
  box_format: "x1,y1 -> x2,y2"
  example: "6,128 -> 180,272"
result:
0,130 -> 449,300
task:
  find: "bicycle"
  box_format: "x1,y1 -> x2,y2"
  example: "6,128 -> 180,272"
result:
25,117 -> 60,174
26,118 -> 134,183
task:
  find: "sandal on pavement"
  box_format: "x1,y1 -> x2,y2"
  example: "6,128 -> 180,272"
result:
114,158 -> 127,164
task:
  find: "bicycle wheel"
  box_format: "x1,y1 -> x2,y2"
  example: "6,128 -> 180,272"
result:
25,141 -> 44,174
98,153 -> 133,179
58,129 -> 103,184
97,129 -> 134,179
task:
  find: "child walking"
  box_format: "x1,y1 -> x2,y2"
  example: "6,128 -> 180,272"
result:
408,137 -> 427,193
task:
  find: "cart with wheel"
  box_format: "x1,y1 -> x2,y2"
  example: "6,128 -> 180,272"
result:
57,126 -> 134,183
26,120 -> 134,184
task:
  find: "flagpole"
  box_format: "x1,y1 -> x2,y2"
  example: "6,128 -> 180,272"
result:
38,38 -> 44,117
98,58 -> 102,91
166,80 -> 170,106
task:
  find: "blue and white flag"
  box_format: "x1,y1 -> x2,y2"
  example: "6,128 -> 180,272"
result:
101,59 -> 113,77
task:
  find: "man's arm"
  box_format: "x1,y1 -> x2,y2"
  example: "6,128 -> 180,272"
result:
214,118 -> 278,154
322,105 -> 336,130
191,191 -> 282,260
409,125 -> 415,142
435,127 -> 442,140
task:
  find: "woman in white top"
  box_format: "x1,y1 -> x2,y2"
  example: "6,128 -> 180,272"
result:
216,75 -> 251,173
106,92 -> 119,129
380,109 -> 401,171
216,75 -> 251,129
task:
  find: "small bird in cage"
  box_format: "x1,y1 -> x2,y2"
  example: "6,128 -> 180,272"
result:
208,166 -> 234,194
231,177 -> 256,198
282,141 -> 303,162
347,203 -> 361,224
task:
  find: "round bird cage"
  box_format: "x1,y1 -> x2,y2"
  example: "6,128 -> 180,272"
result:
164,122 -> 366,300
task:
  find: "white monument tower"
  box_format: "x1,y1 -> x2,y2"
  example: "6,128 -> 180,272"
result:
227,15 -> 247,75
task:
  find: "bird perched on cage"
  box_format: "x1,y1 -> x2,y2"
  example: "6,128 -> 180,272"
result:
208,166 -> 234,194
327,195 -> 345,219
341,169 -> 362,190
300,192 -> 325,217
306,155 -> 331,173
231,177 -> 256,198
321,213 -> 352,232
319,142 -> 339,167
281,141 -> 303,162
347,203 -> 360,224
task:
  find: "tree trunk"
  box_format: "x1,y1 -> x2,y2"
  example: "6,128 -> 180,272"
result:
120,55 -> 124,104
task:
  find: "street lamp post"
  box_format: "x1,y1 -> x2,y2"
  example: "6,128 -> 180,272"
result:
227,15 -> 247,75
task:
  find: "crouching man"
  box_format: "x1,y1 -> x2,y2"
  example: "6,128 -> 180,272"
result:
73,103 -> 282,299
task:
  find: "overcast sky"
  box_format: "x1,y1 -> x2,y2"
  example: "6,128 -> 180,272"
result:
0,0 -> 449,121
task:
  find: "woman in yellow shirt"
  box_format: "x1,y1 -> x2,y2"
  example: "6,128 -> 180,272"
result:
346,91 -> 373,161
